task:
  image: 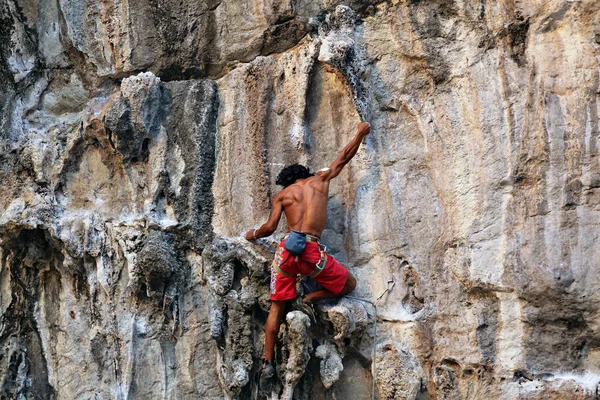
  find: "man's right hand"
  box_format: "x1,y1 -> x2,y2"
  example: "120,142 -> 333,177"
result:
358,122 -> 370,137
244,229 -> 256,241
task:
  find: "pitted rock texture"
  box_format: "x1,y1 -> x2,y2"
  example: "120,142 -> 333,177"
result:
201,237 -> 374,399
2,0 -> 600,399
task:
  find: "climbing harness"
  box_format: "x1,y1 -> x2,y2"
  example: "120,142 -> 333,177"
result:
272,234 -> 328,279
346,274 -> 396,400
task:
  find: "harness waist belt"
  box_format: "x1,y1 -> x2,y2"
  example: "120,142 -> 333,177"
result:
282,232 -> 320,243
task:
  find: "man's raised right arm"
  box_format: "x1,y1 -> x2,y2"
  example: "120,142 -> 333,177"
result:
318,122 -> 370,181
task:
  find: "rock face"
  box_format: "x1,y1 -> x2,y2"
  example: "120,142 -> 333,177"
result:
1,0 -> 600,399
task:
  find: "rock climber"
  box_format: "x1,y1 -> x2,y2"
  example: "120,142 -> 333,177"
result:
244,121 -> 371,391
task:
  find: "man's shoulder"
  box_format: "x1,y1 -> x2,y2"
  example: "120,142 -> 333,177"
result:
273,189 -> 286,199
309,171 -> 329,183
274,185 -> 296,199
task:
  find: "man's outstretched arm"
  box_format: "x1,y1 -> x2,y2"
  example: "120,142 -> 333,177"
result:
318,122 -> 370,181
244,194 -> 284,240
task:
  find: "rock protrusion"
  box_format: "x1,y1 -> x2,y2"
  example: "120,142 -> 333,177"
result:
318,297 -> 369,353
316,343 -> 344,389
376,341 -> 426,400
281,311 -> 312,400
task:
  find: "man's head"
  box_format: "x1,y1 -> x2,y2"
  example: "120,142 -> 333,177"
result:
276,164 -> 314,187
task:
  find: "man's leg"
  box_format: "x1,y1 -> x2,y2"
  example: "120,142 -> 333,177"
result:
264,300 -> 288,363
260,300 -> 289,393
303,272 -> 356,304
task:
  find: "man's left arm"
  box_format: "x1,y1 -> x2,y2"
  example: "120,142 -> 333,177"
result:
244,194 -> 284,240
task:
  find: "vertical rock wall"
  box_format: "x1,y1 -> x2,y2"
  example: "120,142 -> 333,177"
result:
1,0 -> 600,399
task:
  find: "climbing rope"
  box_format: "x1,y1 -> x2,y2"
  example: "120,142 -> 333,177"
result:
346,274 -> 396,400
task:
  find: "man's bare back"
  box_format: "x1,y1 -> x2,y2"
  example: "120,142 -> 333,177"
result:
275,173 -> 331,236
245,122 -> 371,241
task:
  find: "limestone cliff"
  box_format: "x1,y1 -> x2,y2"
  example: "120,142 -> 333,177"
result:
1,0 -> 600,399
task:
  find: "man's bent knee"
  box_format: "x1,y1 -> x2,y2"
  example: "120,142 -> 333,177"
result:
340,273 -> 356,295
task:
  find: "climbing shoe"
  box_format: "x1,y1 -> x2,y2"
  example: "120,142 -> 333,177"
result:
292,296 -> 317,325
259,361 -> 275,394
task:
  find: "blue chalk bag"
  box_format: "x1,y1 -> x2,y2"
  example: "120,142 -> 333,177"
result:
284,230 -> 307,255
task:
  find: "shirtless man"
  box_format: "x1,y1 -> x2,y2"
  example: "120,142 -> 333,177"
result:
244,122 -> 370,389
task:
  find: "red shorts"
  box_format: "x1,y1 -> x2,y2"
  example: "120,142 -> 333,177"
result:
270,240 -> 349,301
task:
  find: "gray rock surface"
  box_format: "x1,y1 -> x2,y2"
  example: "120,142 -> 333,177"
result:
2,0 -> 600,399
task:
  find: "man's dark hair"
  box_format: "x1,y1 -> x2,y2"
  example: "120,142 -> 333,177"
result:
276,164 -> 314,187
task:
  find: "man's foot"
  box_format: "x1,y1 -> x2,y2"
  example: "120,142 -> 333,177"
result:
292,296 -> 317,325
259,361 -> 275,393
